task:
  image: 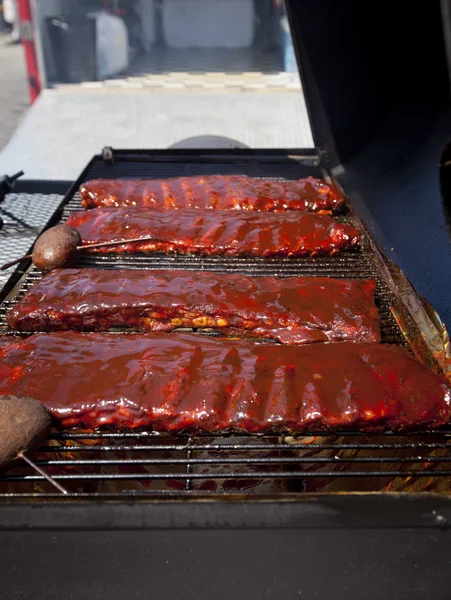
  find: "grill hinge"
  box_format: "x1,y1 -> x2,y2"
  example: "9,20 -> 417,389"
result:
102,146 -> 114,164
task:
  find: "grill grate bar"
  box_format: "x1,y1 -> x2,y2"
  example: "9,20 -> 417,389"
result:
34,440 -> 451,452
3,470 -> 451,482
30,456 -> 451,466
35,432 -> 451,454
46,429 -> 451,439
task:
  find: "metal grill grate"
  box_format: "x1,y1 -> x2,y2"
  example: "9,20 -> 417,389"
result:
0,252 -> 405,345
0,194 -> 406,345
0,150 -> 446,498
2,431 -> 451,497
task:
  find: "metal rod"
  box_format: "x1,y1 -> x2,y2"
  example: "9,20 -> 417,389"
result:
0,254 -> 32,270
0,236 -> 185,270
77,236 -> 183,251
3,469 -> 451,482
31,456 -> 451,466
0,207 -> 38,231
49,428 -> 451,438
10,171 -> 25,182
19,453 -> 69,495
37,441 -> 451,452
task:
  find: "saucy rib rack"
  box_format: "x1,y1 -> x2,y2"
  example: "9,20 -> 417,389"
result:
7,269 -> 381,344
67,208 -> 360,257
80,175 -> 344,212
0,332 -> 449,433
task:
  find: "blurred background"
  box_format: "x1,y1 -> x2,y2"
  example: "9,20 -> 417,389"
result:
0,0 -> 313,179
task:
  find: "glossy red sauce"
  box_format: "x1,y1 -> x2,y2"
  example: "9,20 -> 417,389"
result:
0,332 -> 448,433
79,175 -> 344,212
7,269 -> 380,344
66,208 -> 360,257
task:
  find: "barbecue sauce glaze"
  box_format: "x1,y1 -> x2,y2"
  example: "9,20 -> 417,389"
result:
80,175 -> 344,212
0,332 -> 449,432
66,208 -> 360,257
7,270 -> 381,344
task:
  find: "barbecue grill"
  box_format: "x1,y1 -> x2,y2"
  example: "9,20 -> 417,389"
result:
2,1 -> 451,598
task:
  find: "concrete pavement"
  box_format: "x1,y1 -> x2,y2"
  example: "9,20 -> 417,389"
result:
0,35 -> 314,180
0,88 -> 314,180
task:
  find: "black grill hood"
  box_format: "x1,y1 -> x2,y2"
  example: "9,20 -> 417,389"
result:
286,0 -> 451,166
286,0 -> 451,329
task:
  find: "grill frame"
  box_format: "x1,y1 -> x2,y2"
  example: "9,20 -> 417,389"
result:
0,147 -> 450,500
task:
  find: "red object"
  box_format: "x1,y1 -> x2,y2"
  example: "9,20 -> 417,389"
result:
0,332 -> 449,432
6,269 -> 381,344
66,207 -> 360,257
17,0 -> 41,103
79,176 -> 344,212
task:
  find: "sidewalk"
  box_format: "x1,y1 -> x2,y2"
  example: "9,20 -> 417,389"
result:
0,87 -> 314,180
0,39 -> 313,180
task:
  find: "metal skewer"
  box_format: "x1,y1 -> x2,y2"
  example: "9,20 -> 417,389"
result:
0,235 -> 181,270
19,452 -> 69,495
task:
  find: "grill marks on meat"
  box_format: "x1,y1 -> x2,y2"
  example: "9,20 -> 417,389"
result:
7,270 -> 381,344
0,332 -> 449,433
79,175 -> 344,213
66,208 -> 360,257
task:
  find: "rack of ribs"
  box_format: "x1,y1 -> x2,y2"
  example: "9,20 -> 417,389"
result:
0,332 -> 449,432
79,175 -> 344,212
7,269 -> 381,344
66,208 -> 360,257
